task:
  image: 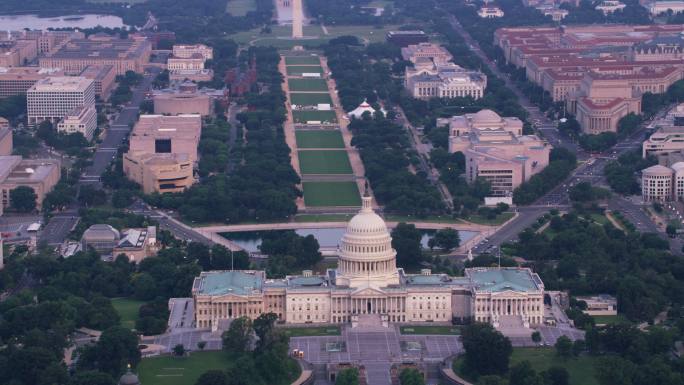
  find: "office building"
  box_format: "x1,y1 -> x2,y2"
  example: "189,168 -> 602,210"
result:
0,156 -> 61,210
403,43 -> 486,100
575,294 -> 617,316
27,76 -> 95,126
478,6 -> 505,17
641,164 -> 677,202
123,152 -> 195,194
494,24 -> 684,134
123,114 -> 201,194
153,82 -> 216,116
385,31 -> 429,47
79,65 -> 116,101
39,35 -> 151,75
172,44 -> 213,61
57,106 -> 97,140
648,0 -> 684,15
127,114 -> 202,163
443,109 -> 550,196
0,38 -> 38,68
643,103 -> 684,157
190,196 -> 545,329
0,67 -> 64,98
595,0 -> 626,13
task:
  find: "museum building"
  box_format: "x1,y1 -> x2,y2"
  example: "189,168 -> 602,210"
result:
192,195 -> 545,329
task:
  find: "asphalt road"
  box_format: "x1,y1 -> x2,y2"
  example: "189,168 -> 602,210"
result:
40,68 -> 161,247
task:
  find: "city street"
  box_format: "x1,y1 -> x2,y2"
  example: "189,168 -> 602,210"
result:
40,67 -> 168,247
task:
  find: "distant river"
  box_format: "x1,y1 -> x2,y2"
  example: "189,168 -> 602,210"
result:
0,14 -> 127,30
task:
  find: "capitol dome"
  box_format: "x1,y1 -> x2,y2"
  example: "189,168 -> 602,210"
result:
472,109 -> 503,125
336,192 -> 400,288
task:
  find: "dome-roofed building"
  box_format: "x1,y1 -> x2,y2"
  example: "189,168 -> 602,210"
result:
336,192 -> 399,288
119,365 -> 140,385
191,194 -> 546,329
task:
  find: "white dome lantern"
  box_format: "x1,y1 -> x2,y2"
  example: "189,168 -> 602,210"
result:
336,189 -> 400,288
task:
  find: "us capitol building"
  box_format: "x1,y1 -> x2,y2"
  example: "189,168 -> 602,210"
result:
192,195 -> 545,329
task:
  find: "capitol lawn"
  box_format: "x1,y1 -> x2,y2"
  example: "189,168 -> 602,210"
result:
111,297 -> 144,329
288,78 -> 329,92
302,181 -> 361,207
290,92 -> 332,106
298,150 -> 353,174
286,65 -> 324,76
454,348 -> 599,385
138,351 -> 228,385
296,130 -> 345,148
285,56 -> 321,65
292,110 -> 338,124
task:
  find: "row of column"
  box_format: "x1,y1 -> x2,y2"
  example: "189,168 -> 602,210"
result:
332,296 -> 406,316
588,116 -> 613,133
489,298 -> 533,316
340,259 -> 394,275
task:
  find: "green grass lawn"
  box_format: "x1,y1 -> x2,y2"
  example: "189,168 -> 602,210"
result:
454,348 -> 600,385
286,65 -> 324,76
111,297 -> 144,330
290,92 -> 333,106
225,0 -> 256,16
293,110 -> 338,124
591,314 -> 630,325
139,352 -> 229,385
400,326 -> 460,335
298,150 -> 353,174
295,213 -> 355,222
302,182 -> 361,207
510,348 -> 600,385
288,78 -> 329,92
589,213 -> 610,226
285,56 -> 322,65
282,326 -> 341,337
296,130 -> 345,148
465,212 -> 515,226
227,25 -> 399,48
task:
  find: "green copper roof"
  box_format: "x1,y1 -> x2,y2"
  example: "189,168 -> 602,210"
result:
468,268 -> 541,293
198,271 -> 263,295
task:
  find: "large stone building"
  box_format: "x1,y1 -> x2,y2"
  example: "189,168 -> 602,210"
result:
79,65 -> 116,101
153,82 -> 217,116
27,76 -> 95,126
403,43 -> 486,100
0,67 -> 64,98
172,44 -> 213,61
123,114 -> 201,194
442,109 -> 550,196
56,106 -> 98,140
39,35 -> 151,75
0,156 -> 61,211
494,24 -> 684,134
191,196 -> 545,329
0,38 -> 38,68
643,104 -> 684,157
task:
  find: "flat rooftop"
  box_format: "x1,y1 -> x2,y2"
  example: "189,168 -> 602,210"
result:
29,76 -> 93,92
194,271 -> 264,296
466,268 -> 543,293
131,114 -> 201,138
46,38 -> 149,60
